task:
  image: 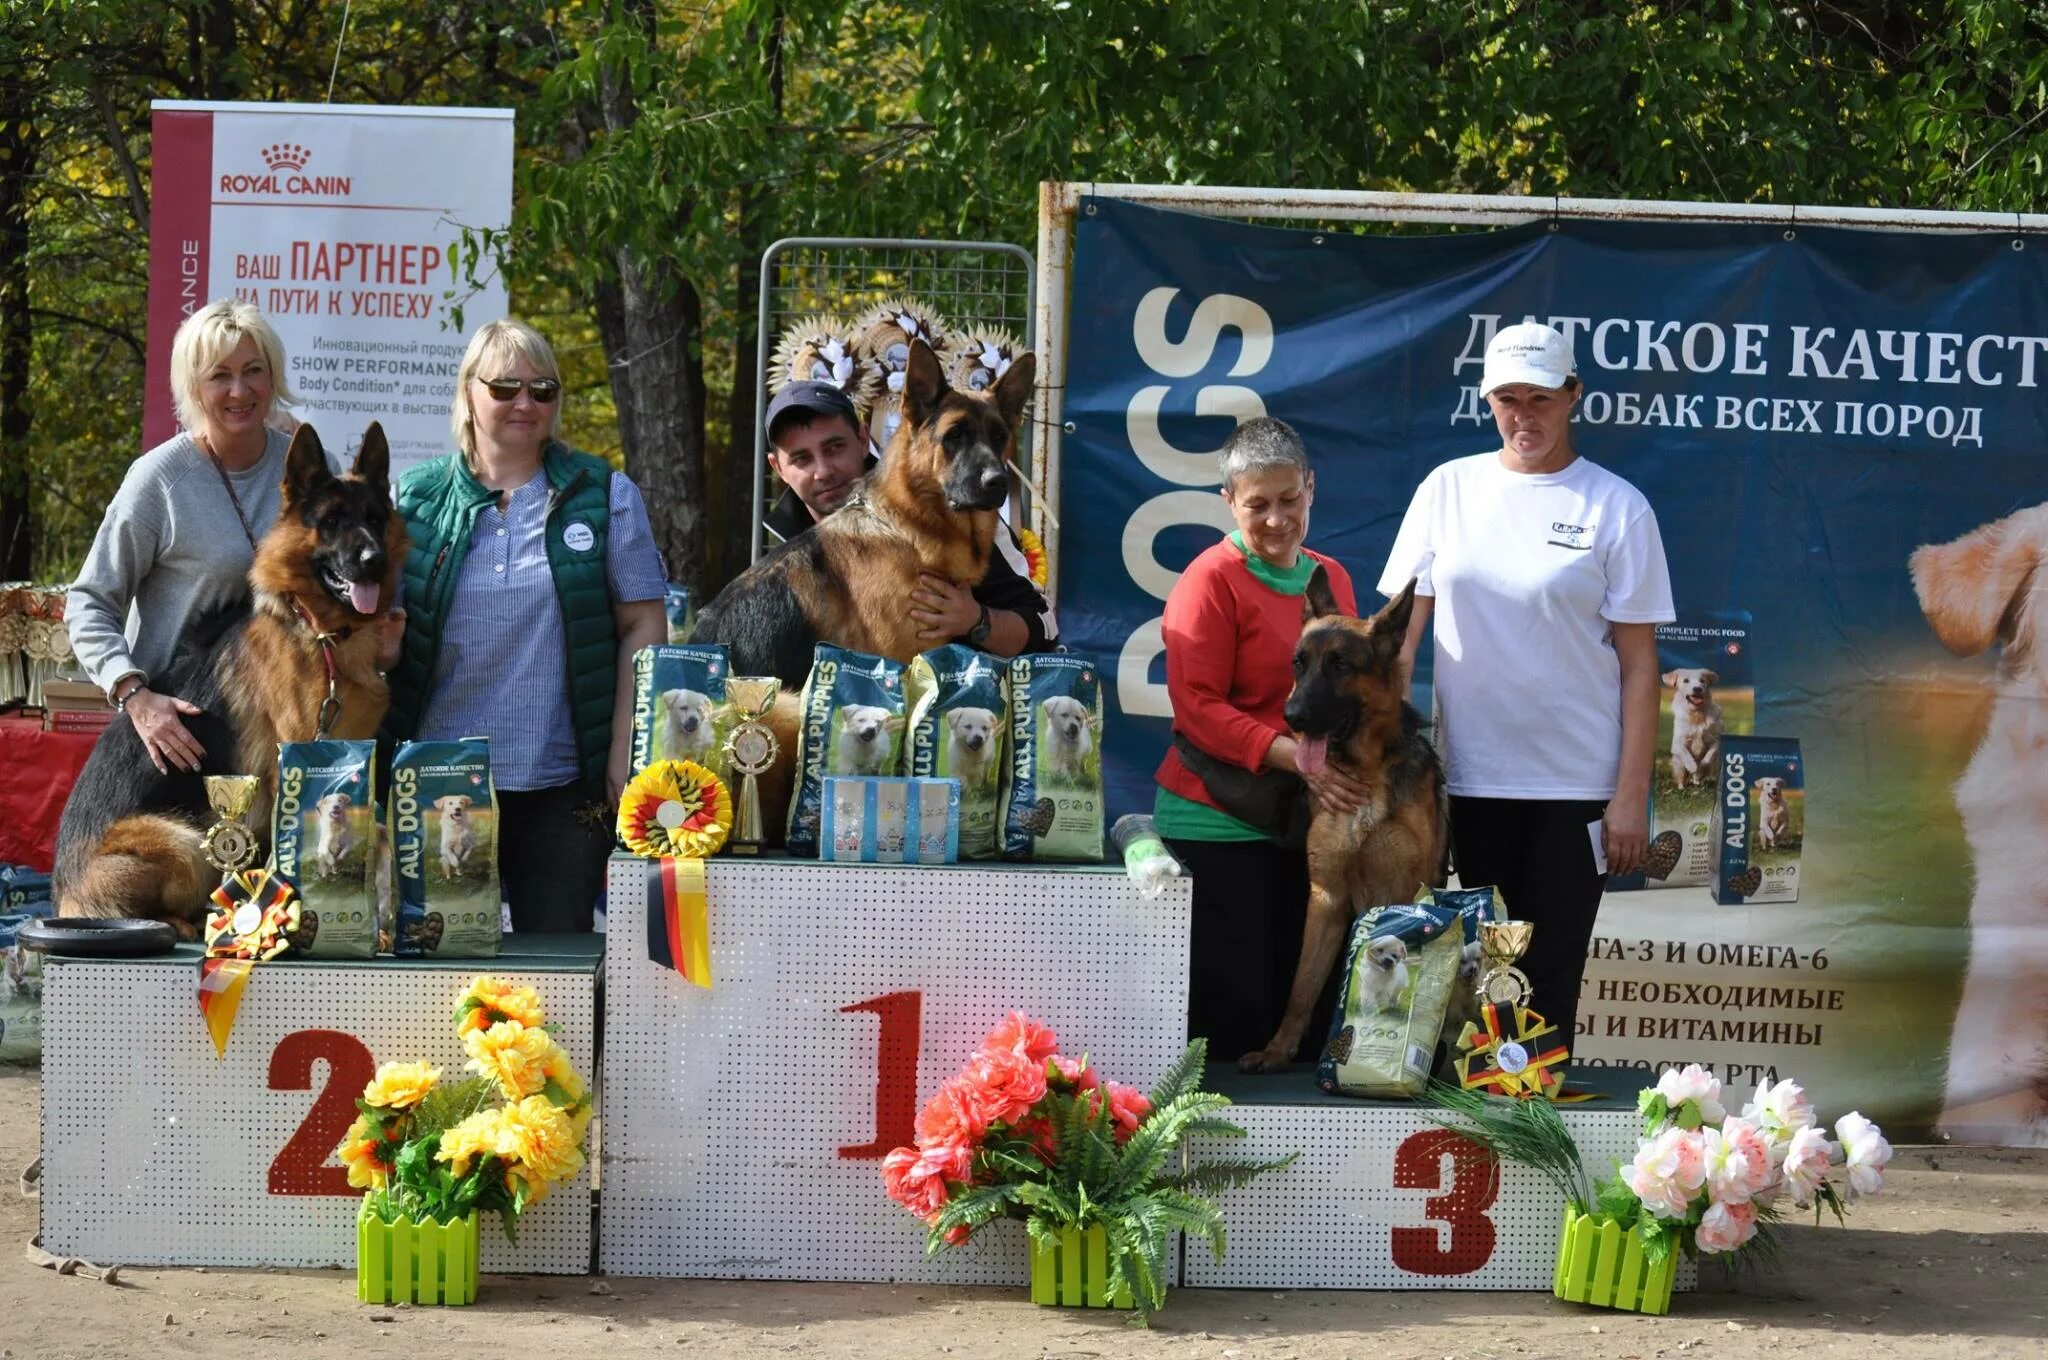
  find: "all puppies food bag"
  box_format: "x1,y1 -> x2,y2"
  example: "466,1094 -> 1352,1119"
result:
906,644 -> 1010,860
1000,652 -> 1106,862
1317,897 -> 1465,1098
630,643 -> 735,784
272,739 -> 378,959
389,738 -> 501,957
787,644 -> 908,856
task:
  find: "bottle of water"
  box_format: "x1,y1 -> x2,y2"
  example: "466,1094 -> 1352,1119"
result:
1110,814 -> 1183,900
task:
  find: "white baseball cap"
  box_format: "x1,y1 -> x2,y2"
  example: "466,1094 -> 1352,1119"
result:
1480,322 -> 1577,396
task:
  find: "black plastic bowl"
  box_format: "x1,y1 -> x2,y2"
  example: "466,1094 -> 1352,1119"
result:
17,917 -> 180,957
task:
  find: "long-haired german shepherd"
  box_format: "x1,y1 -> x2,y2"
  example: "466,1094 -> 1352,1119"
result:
54,423 -> 405,937
690,336 -> 1035,683
1239,572 -> 1450,1073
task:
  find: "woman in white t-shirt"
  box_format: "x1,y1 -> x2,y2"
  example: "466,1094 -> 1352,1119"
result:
1380,322 -> 1674,1054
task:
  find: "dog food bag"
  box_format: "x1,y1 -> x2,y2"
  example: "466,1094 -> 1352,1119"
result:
389,738 -> 502,957
1317,897 -> 1466,1098
1715,736 -> 1803,905
1610,610 -> 1756,891
664,582 -> 694,643
1000,652 -> 1106,863
820,775 -> 961,864
906,644 -> 1010,859
630,643 -> 734,783
272,740 -> 379,958
787,644 -> 908,856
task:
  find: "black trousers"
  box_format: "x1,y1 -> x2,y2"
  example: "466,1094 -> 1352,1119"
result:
1448,796 -> 1608,1054
1168,836 -> 1338,1066
496,783 -> 610,933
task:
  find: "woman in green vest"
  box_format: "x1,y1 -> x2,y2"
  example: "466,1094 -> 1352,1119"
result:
382,319 -> 668,932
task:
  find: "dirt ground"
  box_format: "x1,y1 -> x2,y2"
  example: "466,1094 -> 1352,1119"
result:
2,1067 -> 2043,1360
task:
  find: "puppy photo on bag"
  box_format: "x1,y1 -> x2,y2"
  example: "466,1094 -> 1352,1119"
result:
390,737 -> 502,957
907,644 -> 1009,860
1001,653 -> 1106,862
788,644 -> 909,856
273,740 -> 378,958
631,643 -> 734,782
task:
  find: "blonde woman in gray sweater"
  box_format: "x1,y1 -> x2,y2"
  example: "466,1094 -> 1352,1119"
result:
67,299 -> 304,774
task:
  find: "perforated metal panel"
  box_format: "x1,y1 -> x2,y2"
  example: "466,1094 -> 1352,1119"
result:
600,855 -> 1191,1281
1182,1104 -> 1695,1292
41,954 -> 596,1272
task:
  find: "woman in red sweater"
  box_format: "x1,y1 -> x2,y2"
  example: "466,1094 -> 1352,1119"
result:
1154,418 -> 1367,1064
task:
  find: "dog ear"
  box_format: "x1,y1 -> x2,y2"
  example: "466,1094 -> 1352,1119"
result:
1302,564 -> 1347,622
1661,670 -> 1678,686
990,349 -> 1036,434
281,422 -> 329,509
903,337 -> 947,428
1911,509 -> 2043,656
1369,576 -> 1418,640
1703,670 -> 1719,685
352,421 -> 391,491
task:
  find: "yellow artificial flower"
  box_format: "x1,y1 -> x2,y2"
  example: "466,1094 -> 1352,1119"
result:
361,1061 -> 440,1112
457,976 -> 546,1036
436,1108 -> 508,1178
463,1020 -> 559,1101
338,1115 -> 392,1190
543,1048 -> 587,1107
498,1093 -> 586,1190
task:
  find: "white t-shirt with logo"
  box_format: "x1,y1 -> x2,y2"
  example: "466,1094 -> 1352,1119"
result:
1378,452 -> 1675,799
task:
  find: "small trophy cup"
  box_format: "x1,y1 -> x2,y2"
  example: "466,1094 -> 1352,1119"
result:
1476,918 -> 1535,1009
721,676 -> 782,855
202,774 -> 261,876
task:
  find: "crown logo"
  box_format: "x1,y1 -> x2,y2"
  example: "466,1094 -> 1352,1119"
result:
261,142 -> 310,172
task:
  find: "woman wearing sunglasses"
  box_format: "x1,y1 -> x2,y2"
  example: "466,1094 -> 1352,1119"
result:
381,318 -> 669,933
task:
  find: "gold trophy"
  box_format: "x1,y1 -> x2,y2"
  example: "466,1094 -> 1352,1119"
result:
1476,918 -> 1535,1009
202,774 -> 261,875
721,677 -> 782,855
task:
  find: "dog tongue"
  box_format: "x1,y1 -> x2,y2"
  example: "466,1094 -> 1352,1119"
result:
347,580 -> 380,616
1297,735 -> 1329,776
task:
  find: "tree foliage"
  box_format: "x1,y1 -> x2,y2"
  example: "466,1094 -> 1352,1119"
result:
7,0 -> 2047,583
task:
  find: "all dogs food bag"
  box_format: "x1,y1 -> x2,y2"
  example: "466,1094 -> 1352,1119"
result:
630,643 -> 734,783
389,738 -> 501,957
906,645 -> 1009,859
1000,652 -> 1105,862
1317,897 -> 1466,1098
272,739 -> 379,959
1715,736 -> 1803,904
787,644 -> 908,856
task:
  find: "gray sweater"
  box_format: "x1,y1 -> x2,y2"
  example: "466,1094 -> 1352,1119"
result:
66,427 -> 293,696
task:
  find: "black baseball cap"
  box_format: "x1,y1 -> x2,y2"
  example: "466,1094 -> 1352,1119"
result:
765,381 -> 859,442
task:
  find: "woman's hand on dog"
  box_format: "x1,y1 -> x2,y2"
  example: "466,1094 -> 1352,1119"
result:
1302,763 -> 1370,816
1603,797 -> 1650,877
373,606 -> 406,672
910,573 -> 980,642
127,688 -> 206,774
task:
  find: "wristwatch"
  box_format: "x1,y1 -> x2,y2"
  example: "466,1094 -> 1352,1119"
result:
966,604 -> 993,648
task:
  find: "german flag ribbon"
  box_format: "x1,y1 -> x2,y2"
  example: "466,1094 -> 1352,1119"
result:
1456,1001 -> 1583,1101
197,956 -> 255,1058
646,856 -> 713,989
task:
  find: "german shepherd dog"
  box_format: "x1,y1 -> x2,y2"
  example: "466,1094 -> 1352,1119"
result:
690,336 -> 1035,684
1239,572 -> 1450,1073
54,424 -> 405,937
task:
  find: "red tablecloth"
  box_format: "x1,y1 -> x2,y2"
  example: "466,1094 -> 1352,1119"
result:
0,716 -> 97,870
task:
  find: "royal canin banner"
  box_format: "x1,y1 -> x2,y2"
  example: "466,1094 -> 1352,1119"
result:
145,101 -> 513,478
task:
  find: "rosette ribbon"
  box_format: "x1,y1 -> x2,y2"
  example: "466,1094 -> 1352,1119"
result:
618,760 -> 733,990
1454,1001 -> 1571,1100
198,868 -> 304,1057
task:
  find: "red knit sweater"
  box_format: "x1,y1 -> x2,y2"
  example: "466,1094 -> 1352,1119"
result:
1153,539 -> 1358,810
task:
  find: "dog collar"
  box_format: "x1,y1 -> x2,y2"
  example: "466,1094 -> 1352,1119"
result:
285,595 -> 355,738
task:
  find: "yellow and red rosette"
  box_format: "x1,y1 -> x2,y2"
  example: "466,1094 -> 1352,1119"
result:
1455,1001 -> 1572,1100
617,759 -> 733,859
1016,525 -> 1049,589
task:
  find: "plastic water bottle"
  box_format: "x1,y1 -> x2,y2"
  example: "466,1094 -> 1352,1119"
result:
1110,814 -> 1184,900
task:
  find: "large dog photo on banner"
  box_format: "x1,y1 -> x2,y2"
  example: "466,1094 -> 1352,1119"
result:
1912,502 -> 2048,1146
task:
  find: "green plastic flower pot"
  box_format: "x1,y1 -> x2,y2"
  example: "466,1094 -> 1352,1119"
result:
1553,1207 -> 1676,1314
1029,1225 -> 1134,1309
356,1200 -> 479,1306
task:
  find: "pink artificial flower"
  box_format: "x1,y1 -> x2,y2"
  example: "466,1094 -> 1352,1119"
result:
915,1081 -> 989,1148
1623,1127 -> 1708,1220
1102,1082 -> 1153,1145
1779,1124 -> 1837,1207
918,1139 -> 973,1185
1694,1198 -> 1759,1254
984,1011 -> 1060,1064
1743,1077 -> 1816,1140
1654,1064 -> 1726,1125
1013,1113 -> 1058,1161
962,1047 -> 1049,1127
881,1144 -> 954,1217
1835,1112 -> 1892,1199
1719,1116 -> 1780,1199
938,1221 -> 971,1247
1049,1054 -> 1101,1093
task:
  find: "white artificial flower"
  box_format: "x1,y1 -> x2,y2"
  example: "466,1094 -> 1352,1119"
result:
1835,1112 -> 1892,1199
1655,1064 -> 1726,1124
1743,1077 -> 1816,1139
1779,1124 -> 1837,1207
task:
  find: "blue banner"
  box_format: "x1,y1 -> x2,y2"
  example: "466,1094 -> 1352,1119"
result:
1058,198 -> 2048,1140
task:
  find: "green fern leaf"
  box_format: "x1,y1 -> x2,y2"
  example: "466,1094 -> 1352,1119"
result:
1145,1037 -> 1209,1110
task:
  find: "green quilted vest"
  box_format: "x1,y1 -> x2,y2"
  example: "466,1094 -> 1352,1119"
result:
381,441 -> 616,793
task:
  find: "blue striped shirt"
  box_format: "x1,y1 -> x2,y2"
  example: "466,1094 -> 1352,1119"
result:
417,469 -> 666,790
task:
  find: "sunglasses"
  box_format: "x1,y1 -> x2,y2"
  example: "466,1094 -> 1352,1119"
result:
478,376 -> 561,403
